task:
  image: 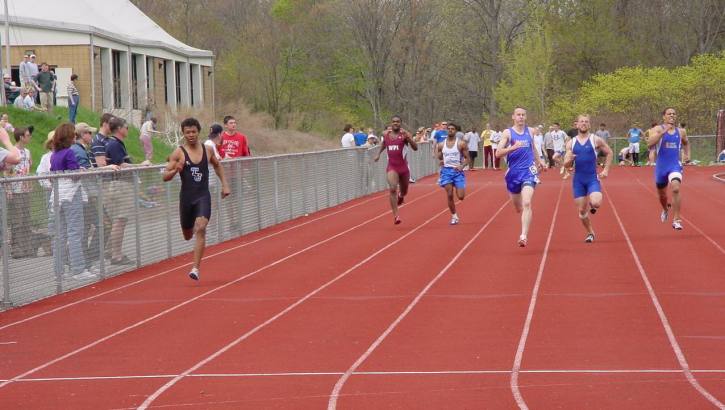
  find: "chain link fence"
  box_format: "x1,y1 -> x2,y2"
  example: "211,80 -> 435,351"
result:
0,143 -> 437,309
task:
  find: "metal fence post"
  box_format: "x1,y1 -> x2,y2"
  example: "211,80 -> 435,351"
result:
132,170 -> 141,269
273,159 -> 279,225
165,180 -> 172,259
96,174 -> 106,278
236,161 -> 244,238
256,160 -> 262,230
52,178 -> 62,293
288,158 -> 293,220
0,184 -> 10,306
216,168 -> 223,244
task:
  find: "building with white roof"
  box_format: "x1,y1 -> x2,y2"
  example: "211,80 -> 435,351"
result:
1,0 -> 214,123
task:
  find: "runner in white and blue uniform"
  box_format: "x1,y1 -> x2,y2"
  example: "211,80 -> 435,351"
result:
563,114 -> 612,243
495,107 -> 548,246
647,107 -> 690,230
437,122 -> 470,225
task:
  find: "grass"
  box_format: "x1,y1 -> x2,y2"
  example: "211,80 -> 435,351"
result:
0,105 -> 174,167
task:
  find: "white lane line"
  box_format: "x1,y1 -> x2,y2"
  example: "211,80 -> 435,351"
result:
327,199 -> 511,410
606,186 -> 725,409
138,185 -> 492,410
0,188 -> 442,390
634,178 -> 724,255
0,341 -> 17,345
6,369 -> 725,383
510,183 -> 564,410
0,192 -> 388,332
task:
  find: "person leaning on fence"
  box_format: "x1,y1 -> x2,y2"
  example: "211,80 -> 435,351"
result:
6,127 -> 34,258
0,127 -> 21,256
49,123 -> 97,280
91,113 -> 114,167
103,117 -> 138,266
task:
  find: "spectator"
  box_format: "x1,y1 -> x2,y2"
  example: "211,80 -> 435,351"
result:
627,122 -> 644,166
341,124 -> 355,148
35,63 -> 56,112
595,123 -> 611,166
543,125 -> 554,167
19,54 -> 33,89
220,115 -> 251,158
67,74 -> 80,123
618,146 -> 633,166
414,126 -> 427,142
363,134 -> 378,148
464,127 -> 480,170
27,55 -> 39,94
23,89 -> 37,110
205,123 -> 223,161
1,113 -> 14,133
532,125 -> 546,166
367,128 -> 378,144
139,116 -> 157,162
0,126 -> 21,249
353,127 -> 368,146
104,117 -> 135,265
718,149 -> 725,163
91,113 -> 114,167
490,128 -> 502,170
3,73 -> 21,102
481,123 -> 494,169
6,127 -> 33,258
13,89 -> 27,109
50,123 -> 94,279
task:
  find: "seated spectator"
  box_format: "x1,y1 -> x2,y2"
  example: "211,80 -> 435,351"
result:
13,89 -> 27,109
1,113 -> 14,133
50,123 -> 94,279
24,89 -> 38,110
3,73 -> 21,102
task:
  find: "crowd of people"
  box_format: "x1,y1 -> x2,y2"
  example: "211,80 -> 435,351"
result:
0,109 -> 252,281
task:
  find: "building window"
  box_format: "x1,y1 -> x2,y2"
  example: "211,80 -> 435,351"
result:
131,55 -> 139,109
163,60 -> 169,105
190,67 -> 195,107
175,62 -> 181,105
112,50 -> 121,109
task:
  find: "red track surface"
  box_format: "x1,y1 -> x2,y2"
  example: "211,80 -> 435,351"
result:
1,166 -> 724,409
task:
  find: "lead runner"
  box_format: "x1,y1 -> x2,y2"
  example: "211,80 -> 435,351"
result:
163,118 -> 231,280
374,115 -> 418,224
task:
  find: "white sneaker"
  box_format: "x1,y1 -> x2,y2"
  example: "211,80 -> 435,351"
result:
450,215 -> 459,225
72,270 -> 98,280
585,233 -> 595,243
660,210 -> 668,223
672,220 -> 683,230
189,268 -> 200,281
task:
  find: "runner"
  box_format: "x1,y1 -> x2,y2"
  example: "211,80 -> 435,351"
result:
373,115 -> 418,224
437,122 -> 470,225
563,114 -> 613,243
647,108 -> 690,230
163,118 -> 231,280
496,107 -> 548,246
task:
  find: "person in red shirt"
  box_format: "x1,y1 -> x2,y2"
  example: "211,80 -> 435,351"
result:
220,115 -> 251,158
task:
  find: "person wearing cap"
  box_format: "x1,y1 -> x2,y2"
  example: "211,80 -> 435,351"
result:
204,123 -> 223,161
139,116 -> 157,162
71,122 -> 98,169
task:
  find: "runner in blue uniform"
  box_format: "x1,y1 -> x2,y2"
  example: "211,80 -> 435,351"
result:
563,114 -> 612,243
163,118 -> 231,280
496,107 -> 548,247
647,108 -> 690,230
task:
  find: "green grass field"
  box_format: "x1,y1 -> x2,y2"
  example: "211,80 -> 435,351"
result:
1,105 -> 173,167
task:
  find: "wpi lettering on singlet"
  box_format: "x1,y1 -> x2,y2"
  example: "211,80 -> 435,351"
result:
388,145 -> 400,151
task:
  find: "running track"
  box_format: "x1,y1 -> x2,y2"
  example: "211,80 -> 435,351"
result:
1,166 -> 723,409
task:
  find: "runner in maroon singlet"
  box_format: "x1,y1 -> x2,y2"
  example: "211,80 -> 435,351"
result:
374,115 -> 418,224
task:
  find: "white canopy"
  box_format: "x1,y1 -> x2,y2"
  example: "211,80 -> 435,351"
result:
3,0 -> 213,58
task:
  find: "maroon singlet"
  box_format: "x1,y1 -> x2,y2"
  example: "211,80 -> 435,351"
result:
383,130 -> 410,176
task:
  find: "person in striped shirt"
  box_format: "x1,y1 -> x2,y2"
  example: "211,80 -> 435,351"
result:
67,74 -> 80,123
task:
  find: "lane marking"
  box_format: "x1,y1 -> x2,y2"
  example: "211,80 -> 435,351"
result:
139,185 -> 493,410
0,188 -> 443,389
510,183 -> 564,410
606,186 -> 725,409
633,177 -> 724,255
328,198 -> 511,409
138,187 -> 490,410
0,192 -> 389,331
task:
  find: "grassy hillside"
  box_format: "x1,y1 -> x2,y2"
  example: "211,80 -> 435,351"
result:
0,106 -> 173,168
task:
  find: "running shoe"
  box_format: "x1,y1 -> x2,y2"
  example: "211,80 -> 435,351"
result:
590,207 -> 597,214
394,215 -> 401,225
450,215 -> 459,225
409,177 -> 416,183
660,204 -> 671,223
672,220 -> 683,230
189,268 -> 200,281
585,233 -> 595,243
517,236 -> 527,247
397,194 -> 405,205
